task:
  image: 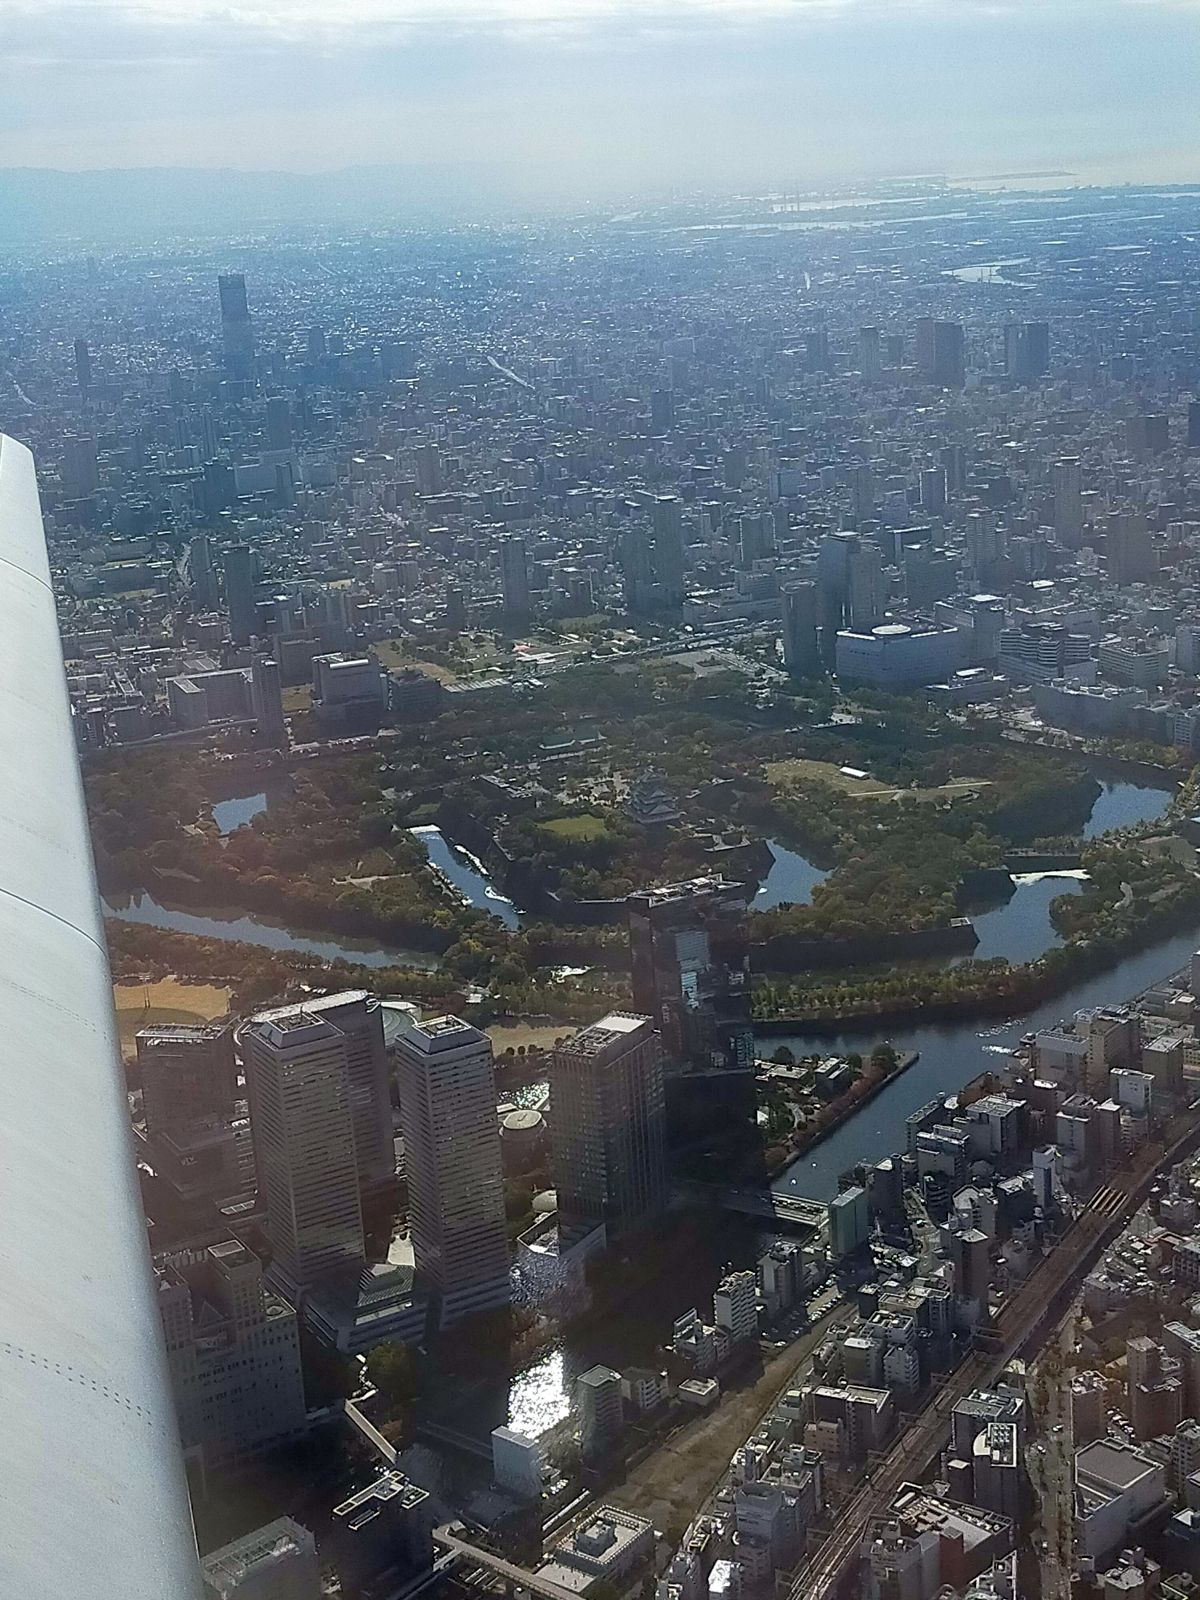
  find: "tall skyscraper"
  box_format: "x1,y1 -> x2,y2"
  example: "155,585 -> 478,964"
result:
780,582 -> 821,677
218,272 -> 255,380
138,1022 -> 236,1143
1188,400 -> 1200,450
252,655 -> 288,749
137,1021 -> 254,1208
157,1240 -> 308,1475
61,433 -> 99,498
73,336 -> 92,397
650,495 -> 686,607
265,394 -> 292,451
241,1011 -> 366,1298
920,466 -> 947,514
392,1014 -> 510,1328
1052,457 -> 1084,548
551,1013 -> 668,1243
1106,511 -> 1157,586
190,533 -> 218,610
915,318 -> 965,388
628,877 -> 753,1078
499,533 -> 532,623
858,326 -> 882,380
737,511 -> 775,569
224,544 -> 258,644
1004,320 -> 1050,382
252,992 -> 393,1194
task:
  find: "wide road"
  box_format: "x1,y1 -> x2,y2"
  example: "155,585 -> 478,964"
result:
786,1161 -> 1168,1600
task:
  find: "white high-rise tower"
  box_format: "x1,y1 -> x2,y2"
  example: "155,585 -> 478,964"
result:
393,1014 -> 511,1328
242,1011 -> 365,1297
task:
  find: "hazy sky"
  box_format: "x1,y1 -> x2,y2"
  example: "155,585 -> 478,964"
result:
1,0 -> 1197,190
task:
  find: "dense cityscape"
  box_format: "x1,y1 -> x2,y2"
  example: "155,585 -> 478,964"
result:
9,175 -> 1200,1600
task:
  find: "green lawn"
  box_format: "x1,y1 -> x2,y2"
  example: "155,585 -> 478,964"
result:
540,813 -> 610,841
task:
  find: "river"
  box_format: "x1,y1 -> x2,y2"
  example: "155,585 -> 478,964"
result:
101,889 -> 442,971
410,825 -> 520,929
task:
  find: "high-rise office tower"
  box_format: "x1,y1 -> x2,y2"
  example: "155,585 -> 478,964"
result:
1188,400 -> 1200,450
620,523 -> 656,613
850,462 -> 875,524
651,495 -> 686,607
920,466 -> 947,514
1052,457 -> 1084,548
915,318 -> 965,388
61,433 -> 99,498
392,1014 -> 510,1328
941,442 -> 966,494
1004,320 -> 1050,382
805,325 -> 830,371
847,541 -> 885,629
252,992 -> 393,1194
157,1240 -> 308,1475
202,1519 -> 321,1600
551,1013 -> 667,1243
738,511 -> 775,569
858,326 -> 882,380
190,533 -> 218,610
252,655 -> 288,749
781,582 -> 821,677
137,1021 -> 253,1208
416,441 -> 442,495
200,406 -> 220,462
499,533 -> 532,623
265,395 -> 292,451
218,272 -> 255,380
138,1022 -> 236,1143
73,336 -> 92,397
1106,512 -> 1157,586
224,544 -> 258,644
241,1011 -> 366,1298
650,388 -> 675,433
628,877 -> 753,1077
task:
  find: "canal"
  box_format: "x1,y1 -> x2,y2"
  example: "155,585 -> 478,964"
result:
101,889 -> 442,971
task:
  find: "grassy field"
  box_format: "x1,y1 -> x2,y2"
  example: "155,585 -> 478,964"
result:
767,757 -> 991,803
487,1021 -> 570,1054
113,978 -> 232,1057
540,813 -> 610,842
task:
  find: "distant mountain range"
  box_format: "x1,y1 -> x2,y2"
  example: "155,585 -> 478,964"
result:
0,164 -> 541,245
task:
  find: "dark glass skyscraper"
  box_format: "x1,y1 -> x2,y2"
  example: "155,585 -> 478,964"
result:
628,876 -> 753,1077
218,272 -> 255,380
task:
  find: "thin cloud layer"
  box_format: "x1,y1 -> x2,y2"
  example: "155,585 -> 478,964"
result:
0,0 -> 1196,187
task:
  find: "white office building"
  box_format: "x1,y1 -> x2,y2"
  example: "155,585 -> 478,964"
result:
241,1011 -> 366,1298
251,991 -> 393,1193
393,1014 -> 511,1328
492,1426 -> 544,1501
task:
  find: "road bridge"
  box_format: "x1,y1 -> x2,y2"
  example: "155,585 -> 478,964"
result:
433,1526 -> 581,1600
682,1181 -> 826,1231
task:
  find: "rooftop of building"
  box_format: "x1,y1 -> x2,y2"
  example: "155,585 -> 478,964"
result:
1076,1438 -> 1161,1492
202,1517 -> 313,1583
558,1011 -> 654,1060
392,1012 -> 487,1052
